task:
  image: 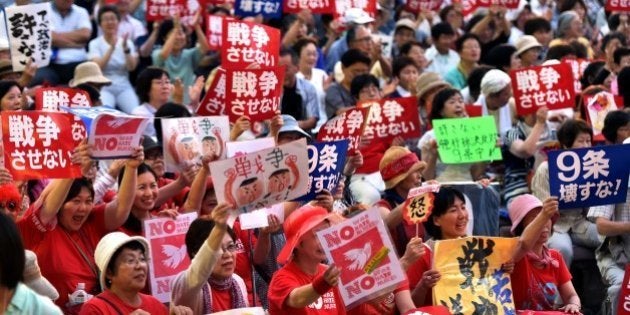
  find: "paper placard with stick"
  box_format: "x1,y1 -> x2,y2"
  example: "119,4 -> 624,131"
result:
402,184 -> 440,237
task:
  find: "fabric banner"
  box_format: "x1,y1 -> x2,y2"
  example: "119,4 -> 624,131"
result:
1,111 -> 84,180
433,236 -> 519,315
221,20 -> 281,68
510,63 -> 575,116
197,68 -> 227,117
548,144 -> 630,209
316,208 -> 406,310
358,97 -> 422,142
143,212 -> 197,303
317,107 -> 370,153
584,92 -> 622,142
294,139 -> 349,202
161,116 -> 230,172
4,3 -> 52,71
606,0 -> 630,11
35,87 -> 92,111
225,66 -> 285,123
432,116 -> 502,164
234,0 -> 282,18
210,139 -> 309,212
405,0 -> 443,12
283,0 -> 335,14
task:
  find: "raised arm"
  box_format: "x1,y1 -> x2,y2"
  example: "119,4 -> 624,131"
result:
103,147 -> 144,230
509,107 -> 548,159
512,197 -> 558,262
182,155 -> 215,213
286,265 -> 340,308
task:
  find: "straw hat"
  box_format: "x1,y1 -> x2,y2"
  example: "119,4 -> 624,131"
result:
508,194 -> 558,234
94,232 -> 149,290
277,206 -> 334,264
69,61 -> 112,87
515,35 -> 543,57
379,146 -> 426,189
415,72 -> 450,101
24,250 -> 60,301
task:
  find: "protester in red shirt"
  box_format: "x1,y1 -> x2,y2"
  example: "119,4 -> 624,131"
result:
268,205 -> 345,315
17,144 -> 143,314
508,194 -> 581,313
79,232 -> 191,314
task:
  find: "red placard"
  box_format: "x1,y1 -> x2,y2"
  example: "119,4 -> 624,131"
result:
205,14 -> 234,51
1,111 -> 84,180
197,68 -> 227,116
606,0 -> 630,11
618,264 -> 630,315
35,87 -> 91,112
562,57 -> 591,94
221,20 -> 281,68
334,0 -> 377,19
465,104 -> 483,117
146,0 -> 199,23
477,0 -> 520,8
317,107 -> 370,153
283,0 -> 335,14
357,97 -> 422,142
225,66 -> 285,123
510,63 -> 576,116
405,0 -> 443,13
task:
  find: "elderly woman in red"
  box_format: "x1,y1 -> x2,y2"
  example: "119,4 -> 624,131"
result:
17,143 -> 143,314
268,205 -> 345,315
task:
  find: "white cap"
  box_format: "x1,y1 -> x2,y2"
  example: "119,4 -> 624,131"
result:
343,8 -> 374,25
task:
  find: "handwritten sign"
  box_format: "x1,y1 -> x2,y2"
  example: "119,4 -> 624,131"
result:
584,92 -> 621,142
226,137 -> 276,158
225,67 -> 285,123
210,139 -> 309,212
283,0 -> 335,13
405,0 -> 443,12
1,111 -> 84,180
143,212 -> 197,303
402,185 -> 440,225
221,20 -> 281,68
4,3 -> 52,71
235,0 -> 282,18
433,116 -> 502,164
607,0 -> 630,11
36,87 -> 91,112
358,97 -> 422,142
161,116 -> 230,172
316,208 -> 406,310
434,237 -> 519,315
294,140 -> 349,202
510,63 -> 575,116
197,68 -> 226,117
317,107 -> 370,153
548,144 -> 629,209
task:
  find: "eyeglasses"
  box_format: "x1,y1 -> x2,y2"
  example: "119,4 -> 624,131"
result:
151,79 -> 171,86
122,256 -> 148,267
0,201 -> 18,213
221,242 -> 240,254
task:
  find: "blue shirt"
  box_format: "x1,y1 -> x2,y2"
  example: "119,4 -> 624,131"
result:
7,283 -> 62,315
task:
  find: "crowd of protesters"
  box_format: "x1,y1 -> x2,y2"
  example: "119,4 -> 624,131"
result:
1,0 -> 630,314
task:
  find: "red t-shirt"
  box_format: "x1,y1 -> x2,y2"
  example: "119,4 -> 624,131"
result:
357,141 -> 388,174
510,249 -> 572,311
78,290 -> 168,315
406,248 -> 433,307
346,280 -> 410,315
268,261 -> 346,315
18,204 -> 109,314
232,220 -> 260,306
210,286 -> 232,312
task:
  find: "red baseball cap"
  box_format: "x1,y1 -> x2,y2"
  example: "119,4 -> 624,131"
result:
277,206 -> 333,264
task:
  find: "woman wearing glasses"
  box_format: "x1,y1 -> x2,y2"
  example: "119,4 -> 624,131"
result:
171,203 -> 250,313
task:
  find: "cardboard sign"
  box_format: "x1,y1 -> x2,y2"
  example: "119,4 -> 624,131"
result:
358,97 -> 422,142
226,137 -> 276,158
206,15 -> 233,51
143,212 -> 197,303
584,92 -> 621,142
225,67 -> 285,123
562,58 -> 590,94
402,185 -> 440,225
433,116 -> 502,164
238,203 -> 284,229
1,111 -> 84,180
283,0 -> 335,14
317,107 -> 370,153
145,0 -> 200,24
548,144 -> 630,209
235,0 -> 282,18
4,3 -> 52,71
334,0 -> 377,18
36,87 -> 92,112
316,208 -> 406,310
161,116 -> 230,172
209,139 -> 309,212
434,236 -> 519,315
294,139 -> 350,202
405,0 -> 443,12
510,63 -> 575,116
197,68 -> 227,117
221,20 -> 281,68
63,107 -> 150,159
607,0 -> 630,11
617,264 -> 630,315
